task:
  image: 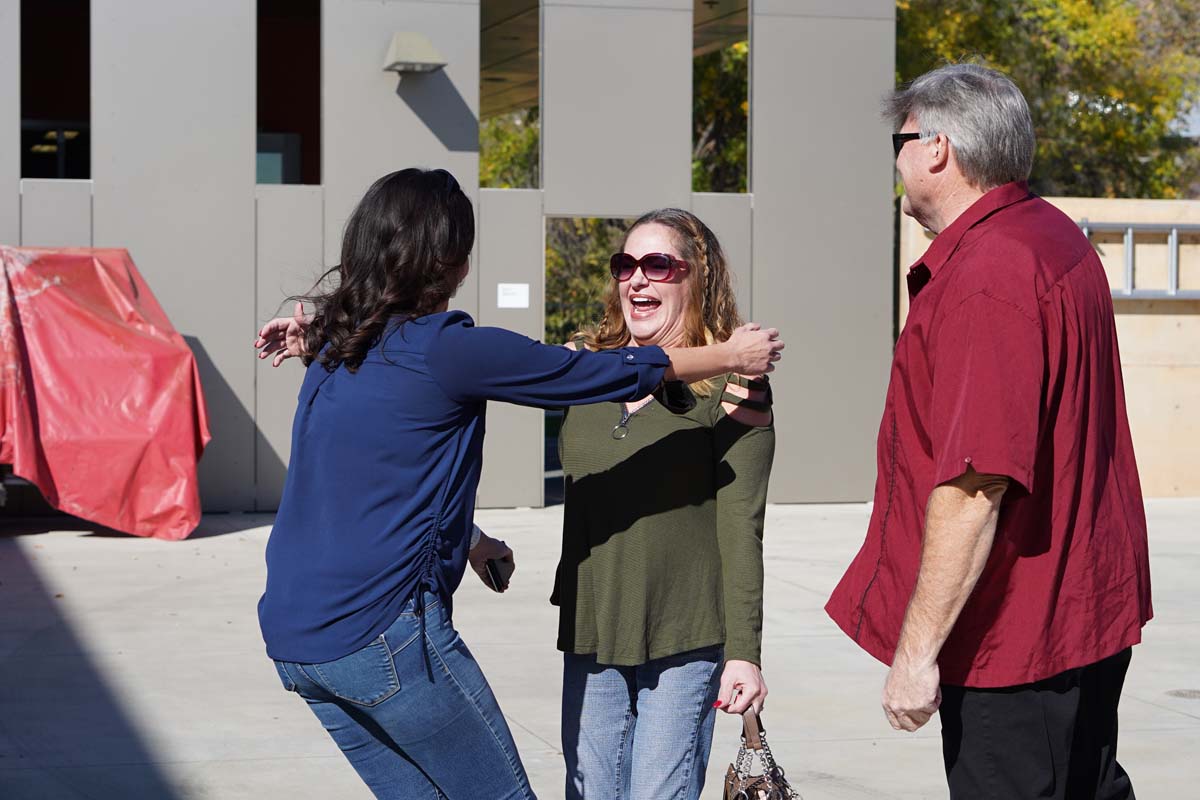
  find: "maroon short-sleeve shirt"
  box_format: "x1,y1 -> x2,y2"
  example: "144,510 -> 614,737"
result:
825,182 -> 1152,688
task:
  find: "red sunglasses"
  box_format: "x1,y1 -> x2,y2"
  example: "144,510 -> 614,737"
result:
609,252 -> 690,282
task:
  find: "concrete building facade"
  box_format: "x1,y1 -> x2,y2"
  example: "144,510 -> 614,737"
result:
2,0 -> 898,512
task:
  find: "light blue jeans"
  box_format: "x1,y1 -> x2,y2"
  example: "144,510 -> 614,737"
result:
273,592 -> 536,800
561,645 -> 724,800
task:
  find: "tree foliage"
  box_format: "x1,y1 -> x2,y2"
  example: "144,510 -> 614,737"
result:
479,106 -> 539,189
897,0 -> 1200,198
693,41 -> 749,193
544,218 -> 627,344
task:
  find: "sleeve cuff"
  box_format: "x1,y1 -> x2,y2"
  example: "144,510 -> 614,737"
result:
617,345 -> 669,366
618,345 -> 670,399
723,641 -> 762,667
934,452 -> 1033,495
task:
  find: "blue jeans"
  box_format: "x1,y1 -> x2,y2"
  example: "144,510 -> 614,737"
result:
273,593 -> 536,800
561,646 -> 723,800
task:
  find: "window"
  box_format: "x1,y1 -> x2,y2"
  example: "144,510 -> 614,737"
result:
692,0 -> 749,193
257,0 -> 320,184
21,0 -> 90,179
544,215 -> 630,504
480,0 -> 540,189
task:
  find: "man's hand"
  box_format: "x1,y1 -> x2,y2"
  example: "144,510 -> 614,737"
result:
715,660 -> 768,715
468,530 -> 515,593
255,301 -> 311,367
881,468 -> 1006,733
882,654 -> 941,732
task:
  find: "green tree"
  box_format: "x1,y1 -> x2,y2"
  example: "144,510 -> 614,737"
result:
897,0 -> 1200,198
544,218 -> 628,344
479,106 -> 540,189
693,40 -> 749,193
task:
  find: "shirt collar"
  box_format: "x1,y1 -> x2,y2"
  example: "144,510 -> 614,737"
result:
907,181 -> 1032,296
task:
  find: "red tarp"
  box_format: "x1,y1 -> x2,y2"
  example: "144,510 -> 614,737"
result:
0,247 -> 210,539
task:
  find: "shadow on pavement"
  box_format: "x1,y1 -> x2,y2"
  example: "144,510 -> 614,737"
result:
0,536 -> 184,798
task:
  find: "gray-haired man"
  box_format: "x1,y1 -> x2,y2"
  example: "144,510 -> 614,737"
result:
827,64 -> 1149,799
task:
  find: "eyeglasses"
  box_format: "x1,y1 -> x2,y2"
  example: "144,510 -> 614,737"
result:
609,252 -> 689,282
892,132 -> 923,156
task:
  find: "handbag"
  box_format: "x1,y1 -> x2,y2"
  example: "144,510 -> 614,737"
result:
722,709 -> 801,800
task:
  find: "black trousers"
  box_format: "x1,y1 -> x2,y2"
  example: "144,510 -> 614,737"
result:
940,648 -> 1135,800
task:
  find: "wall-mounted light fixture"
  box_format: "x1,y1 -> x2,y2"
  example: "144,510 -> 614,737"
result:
382,32 -> 447,78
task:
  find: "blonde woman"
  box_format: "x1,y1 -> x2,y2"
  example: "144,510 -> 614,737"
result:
555,208 -> 774,800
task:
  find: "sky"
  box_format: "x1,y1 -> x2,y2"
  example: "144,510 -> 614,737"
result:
1186,104 -> 1200,137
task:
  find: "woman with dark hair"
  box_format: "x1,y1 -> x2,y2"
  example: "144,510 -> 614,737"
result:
254,168 -> 783,800
555,209 -> 774,800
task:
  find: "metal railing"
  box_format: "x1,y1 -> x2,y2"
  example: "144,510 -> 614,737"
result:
1078,220 -> 1200,300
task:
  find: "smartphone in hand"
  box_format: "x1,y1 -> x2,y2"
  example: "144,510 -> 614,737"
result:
484,558 -> 515,592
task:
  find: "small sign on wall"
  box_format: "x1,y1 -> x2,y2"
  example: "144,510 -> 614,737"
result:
497,283 -> 530,309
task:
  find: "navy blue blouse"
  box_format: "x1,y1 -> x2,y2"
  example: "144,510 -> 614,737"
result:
258,311 -> 669,663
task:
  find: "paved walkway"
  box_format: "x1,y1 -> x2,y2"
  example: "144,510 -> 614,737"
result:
1,501 -> 1196,799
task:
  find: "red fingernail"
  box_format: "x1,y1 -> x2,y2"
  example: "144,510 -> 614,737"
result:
713,701 -> 723,708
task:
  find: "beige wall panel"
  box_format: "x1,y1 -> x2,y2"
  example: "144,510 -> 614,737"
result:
1053,195 -> 1200,224
92,0 -> 257,511
1121,364 -> 1200,497
20,180 -> 92,247
1113,301 -> 1200,366
322,0 -> 480,316
255,185 -> 325,511
1089,233 -> 1128,292
0,0 -> 18,245
1180,240 -> 1200,292
1132,239 -> 1171,292
755,0 -> 894,19
476,188 -> 544,508
542,2 -> 691,217
691,192 -> 753,319
752,9 -> 895,502
548,0 -> 690,8
1115,302 -> 1200,494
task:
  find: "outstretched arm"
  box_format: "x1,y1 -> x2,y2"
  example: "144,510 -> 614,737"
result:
428,322 -> 783,408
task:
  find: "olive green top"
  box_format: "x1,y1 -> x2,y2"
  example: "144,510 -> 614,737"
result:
550,374 -> 775,666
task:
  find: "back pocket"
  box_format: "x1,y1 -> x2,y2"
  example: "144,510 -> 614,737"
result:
310,636 -> 401,707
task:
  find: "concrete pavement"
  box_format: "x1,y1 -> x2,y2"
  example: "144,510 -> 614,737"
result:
1,500 -> 1197,799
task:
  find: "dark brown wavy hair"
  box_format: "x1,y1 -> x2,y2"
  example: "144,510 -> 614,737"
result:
293,168 -> 474,372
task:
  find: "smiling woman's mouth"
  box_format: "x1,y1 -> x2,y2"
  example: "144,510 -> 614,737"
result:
628,297 -> 662,319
